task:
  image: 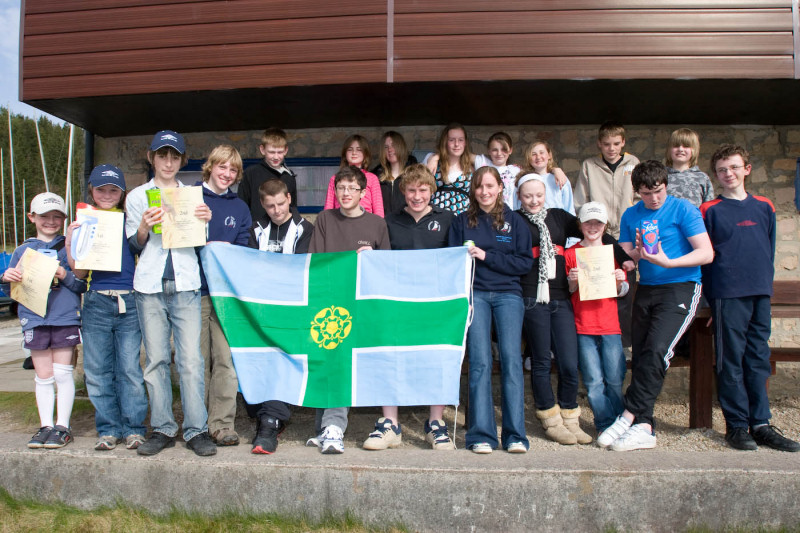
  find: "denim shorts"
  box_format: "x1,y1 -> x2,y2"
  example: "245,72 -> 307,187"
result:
23,325 -> 81,350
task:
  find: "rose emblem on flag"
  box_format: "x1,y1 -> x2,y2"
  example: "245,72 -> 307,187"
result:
310,305 -> 353,349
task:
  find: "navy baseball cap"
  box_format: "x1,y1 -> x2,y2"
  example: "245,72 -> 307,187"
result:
150,130 -> 186,154
89,164 -> 126,191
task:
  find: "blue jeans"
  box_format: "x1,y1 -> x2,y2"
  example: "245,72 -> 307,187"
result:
82,291 -> 147,439
524,297 -> 579,410
466,290 -> 527,450
577,334 -> 626,432
136,282 -> 208,441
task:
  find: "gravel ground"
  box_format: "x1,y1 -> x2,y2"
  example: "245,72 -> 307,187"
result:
3,312 -> 799,453
6,364 -> 800,454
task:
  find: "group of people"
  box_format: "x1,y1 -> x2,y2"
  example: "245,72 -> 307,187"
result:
4,120 -> 797,457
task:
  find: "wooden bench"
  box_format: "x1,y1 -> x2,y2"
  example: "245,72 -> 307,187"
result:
685,280 -> 800,428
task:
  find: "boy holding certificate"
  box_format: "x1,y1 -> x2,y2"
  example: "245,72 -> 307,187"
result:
125,130 -> 216,457
1,193 -> 87,449
700,144 -> 799,452
598,160 -> 714,451
565,202 -> 629,434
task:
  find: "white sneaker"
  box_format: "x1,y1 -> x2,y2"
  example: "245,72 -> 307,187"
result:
609,424 -> 657,452
470,442 -> 493,454
597,415 -> 632,449
362,417 -> 402,450
507,442 -> 528,454
320,425 -> 344,454
305,434 -> 322,448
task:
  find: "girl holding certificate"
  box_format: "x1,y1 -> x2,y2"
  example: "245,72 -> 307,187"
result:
66,165 -> 148,452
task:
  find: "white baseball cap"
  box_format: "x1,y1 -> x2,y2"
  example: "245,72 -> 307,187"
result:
30,192 -> 67,215
578,202 -> 608,224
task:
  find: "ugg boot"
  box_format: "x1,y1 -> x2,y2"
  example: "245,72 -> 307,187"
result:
561,406 -> 593,444
535,405 -> 577,445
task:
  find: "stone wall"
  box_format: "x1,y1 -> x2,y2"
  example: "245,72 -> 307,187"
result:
96,124 -> 800,344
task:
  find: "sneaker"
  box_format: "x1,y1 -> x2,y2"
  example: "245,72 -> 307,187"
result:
725,427 -> 757,451
597,415 -> 632,449
27,426 -> 53,449
211,428 -> 240,447
507,442 -> 528,454
362,417 -> 402,450
470,442 -> 493,454
609,424 -> 657,452
306,434 -> 323,448
751,425 -> 800,452
186,432 -> 217,456
94,435 -> 119,451
424,419 -> 455,450
125,434 -> 146,450
44,425 -> 73,449
252,416 -> 284,455
136,432 -> 175,456
320,425 -> 344,454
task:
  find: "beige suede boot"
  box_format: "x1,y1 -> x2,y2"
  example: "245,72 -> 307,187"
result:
561,406 -> 593,444
535,405 -> 577,445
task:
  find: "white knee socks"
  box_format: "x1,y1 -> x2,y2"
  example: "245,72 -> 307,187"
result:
52,363 -> 75,428
34,375 -> 56,428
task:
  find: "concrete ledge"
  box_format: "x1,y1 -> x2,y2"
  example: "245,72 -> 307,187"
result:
2,433 -> 800,532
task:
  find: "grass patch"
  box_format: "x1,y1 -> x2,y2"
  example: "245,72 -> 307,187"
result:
0,391 -> 94,427
0,489 -> 408,533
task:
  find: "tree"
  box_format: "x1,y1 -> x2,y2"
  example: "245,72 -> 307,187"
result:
0,107 -> 84,247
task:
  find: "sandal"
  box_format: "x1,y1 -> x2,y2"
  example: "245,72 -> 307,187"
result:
94,435 -> 118,451
125,434 -> 146,450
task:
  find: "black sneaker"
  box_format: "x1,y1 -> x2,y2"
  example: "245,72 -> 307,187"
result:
136,432 -> 175,456
252,416 -> 284,455
44,425 -> 72,449
751,425 -> 800,452
725,427 -> 757,451
186,432 -> 217,456
27,426 -> 53,449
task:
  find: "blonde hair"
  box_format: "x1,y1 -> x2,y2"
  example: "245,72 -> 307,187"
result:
378,131 -> 410,182
201,144 -> 244,184
399,164 -> 437,193
522,141 -> 556,174
665,128 -> 700,168
436,123 -> 473,183
260,127 -> 288,149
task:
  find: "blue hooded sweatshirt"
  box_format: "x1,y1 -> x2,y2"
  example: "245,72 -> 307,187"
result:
198,182 -> 252,295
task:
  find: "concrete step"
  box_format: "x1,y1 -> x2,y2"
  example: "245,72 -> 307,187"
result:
2,432 -> 799,532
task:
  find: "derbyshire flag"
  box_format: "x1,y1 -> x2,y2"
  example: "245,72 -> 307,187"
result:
200,243 -> 472,408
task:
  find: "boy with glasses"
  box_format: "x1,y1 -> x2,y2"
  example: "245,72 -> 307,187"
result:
700,144 -> 799,452
306,165 -> 390,453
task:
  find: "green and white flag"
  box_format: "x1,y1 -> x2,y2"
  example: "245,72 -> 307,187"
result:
201,243 -> 471,408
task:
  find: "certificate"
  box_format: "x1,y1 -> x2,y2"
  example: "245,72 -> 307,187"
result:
73,208 -> 124,272
161,186 -> 207,249
10,248 -> 59,317
575,245 -> 617,301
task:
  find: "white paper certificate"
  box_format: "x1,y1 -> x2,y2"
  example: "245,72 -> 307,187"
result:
73,208 -> 124,272
10,248 -> 59,317
161,186 -> 207,249
575,245 -> 617,301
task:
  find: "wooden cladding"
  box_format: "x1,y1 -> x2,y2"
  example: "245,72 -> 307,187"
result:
21,1 -> 798,101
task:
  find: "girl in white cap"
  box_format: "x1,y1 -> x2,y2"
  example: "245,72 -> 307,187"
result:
1,192 -> 86,449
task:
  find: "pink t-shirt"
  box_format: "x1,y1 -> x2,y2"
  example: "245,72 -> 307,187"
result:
323,170 -> 385,217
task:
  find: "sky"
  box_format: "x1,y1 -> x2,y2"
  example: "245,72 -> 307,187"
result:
0,0 -> 62,122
